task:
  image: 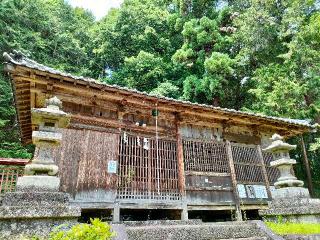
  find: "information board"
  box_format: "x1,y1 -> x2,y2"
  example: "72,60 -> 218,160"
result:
237,184 -> 247,198
107,160 -> 118,174
253,185 -> 268,199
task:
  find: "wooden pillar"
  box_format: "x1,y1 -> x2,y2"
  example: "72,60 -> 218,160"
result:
175,116 -> 188,220
226,140 -> 243,221
257,145 -> 272,199
300,135 -> 314,197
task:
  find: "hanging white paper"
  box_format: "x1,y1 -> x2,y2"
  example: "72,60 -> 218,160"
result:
143,138 -> 149,150
123,132 -> 128,143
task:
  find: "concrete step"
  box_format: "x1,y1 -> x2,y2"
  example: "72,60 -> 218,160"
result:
125,221 -> 271,240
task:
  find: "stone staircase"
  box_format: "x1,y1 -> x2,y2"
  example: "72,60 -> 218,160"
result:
112,220 -> 283,240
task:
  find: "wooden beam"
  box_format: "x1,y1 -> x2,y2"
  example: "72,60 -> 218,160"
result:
175,115 -> 188,220
226,140 -> 243,221
185,171 -> 230,177
300,135 -> 314,197
257,145 -> 272,199
176,117 -> 186,195
186,186 -> 233,191
71,114 -> 174,136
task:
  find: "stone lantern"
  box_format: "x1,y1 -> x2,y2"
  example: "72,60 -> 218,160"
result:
263,134 -> 304,189
0,96 -> 80,237
259,133 -> 320,223
17,96 -> 70,192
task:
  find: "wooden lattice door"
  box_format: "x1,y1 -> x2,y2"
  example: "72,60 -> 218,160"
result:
117,133 -> 180,201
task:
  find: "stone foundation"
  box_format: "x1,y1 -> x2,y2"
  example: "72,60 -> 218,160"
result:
0,191 -> 80,238
259,190 -> 320,223
0,218 -> 77,239
122,220 -> 278,240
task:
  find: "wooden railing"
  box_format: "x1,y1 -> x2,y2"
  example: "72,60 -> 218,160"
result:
183,140 -> 279,185
0,158 -> 28,194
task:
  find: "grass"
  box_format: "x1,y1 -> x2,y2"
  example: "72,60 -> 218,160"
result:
266,222 -> 320,235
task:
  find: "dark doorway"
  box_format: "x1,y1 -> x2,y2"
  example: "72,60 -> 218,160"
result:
79,209 -> 113,223
120,209 -> 181,221
188,210 -> 233,222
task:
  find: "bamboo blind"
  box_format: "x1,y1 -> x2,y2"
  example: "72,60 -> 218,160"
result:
0,166 -> 24,194
231,144 -> 264,183
183,139 -> 229,173
117,134 -> 180,201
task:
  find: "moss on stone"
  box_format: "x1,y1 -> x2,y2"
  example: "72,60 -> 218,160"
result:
266,222 -> 320,235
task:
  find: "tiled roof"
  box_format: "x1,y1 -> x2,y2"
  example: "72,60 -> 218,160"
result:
3,50 -> 317,130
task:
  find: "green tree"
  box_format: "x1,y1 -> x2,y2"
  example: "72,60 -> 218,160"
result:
0,0 -> 95,158
235,0 -> 320,194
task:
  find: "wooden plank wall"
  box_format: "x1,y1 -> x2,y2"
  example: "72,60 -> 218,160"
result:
53,128 -> 118,201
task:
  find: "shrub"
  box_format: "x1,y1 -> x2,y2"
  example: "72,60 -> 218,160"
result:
49,218 -> 116,240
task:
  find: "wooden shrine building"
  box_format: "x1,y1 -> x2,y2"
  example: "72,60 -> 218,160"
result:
2,51 -> 317,221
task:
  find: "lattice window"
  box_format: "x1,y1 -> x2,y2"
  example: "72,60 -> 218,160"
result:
118,134 -> 180,201
183,139 -> 229,173
0,166 -> 24,194
231,144 -> 264,183
263,152 -> 280,185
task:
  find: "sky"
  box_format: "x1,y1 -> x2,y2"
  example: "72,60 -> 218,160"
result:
66,0 -> 124,20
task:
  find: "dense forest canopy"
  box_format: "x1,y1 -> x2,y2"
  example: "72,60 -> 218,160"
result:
0,0 -> 319,194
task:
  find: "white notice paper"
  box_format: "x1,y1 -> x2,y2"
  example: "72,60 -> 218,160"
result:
107,160 -> 117,174
237,184 -> 247,198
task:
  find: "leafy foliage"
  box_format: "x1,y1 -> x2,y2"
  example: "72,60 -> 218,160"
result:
49,218 -> 115,240
0,0 -> 94,158
150,81 -> 179,98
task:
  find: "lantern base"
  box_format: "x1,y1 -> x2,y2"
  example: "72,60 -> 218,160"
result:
16,176 -> 60,192
272,187 -> 310,199
274,179 -> 304,188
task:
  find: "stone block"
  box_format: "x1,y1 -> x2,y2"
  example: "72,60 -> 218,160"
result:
272,187 -> 310,199
124,220 -> 273,240
1,191 -> 69,206
259,195 -> 320,223
0,190 -> 81,238
16,175 -> 60,192
0,204 -> 80,219
0,218 -> 78,239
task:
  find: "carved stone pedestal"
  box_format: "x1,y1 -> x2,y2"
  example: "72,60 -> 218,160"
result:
259,134 -> 320,223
